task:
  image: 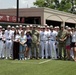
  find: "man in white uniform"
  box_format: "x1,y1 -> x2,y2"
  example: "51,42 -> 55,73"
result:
2,28 -> 6,58
40,26 -> 49,59
5,25 -> 13,59
0,26 -> 3,58
49,26 -> 57,59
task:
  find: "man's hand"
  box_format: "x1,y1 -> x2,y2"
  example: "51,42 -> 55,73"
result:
59,39 -> 64,42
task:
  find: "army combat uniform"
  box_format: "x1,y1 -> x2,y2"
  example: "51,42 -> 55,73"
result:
57,28 -> 68,59
31,28 -> 40,59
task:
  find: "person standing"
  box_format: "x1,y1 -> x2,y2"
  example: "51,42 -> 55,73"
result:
49,26 -> 58,59
2,28 -> 6,58
57,25 -> 68,60
13,30 -> 20,60
31,25 -> 40,59
71,28 -> 76,61
25,31 -> 32,59
0,26 -> 3,59
19,31 -> 27,60
40,26 -> 49,59
18,25 -> 23,35
5,25 -> 13,59
66,31 -> 71,60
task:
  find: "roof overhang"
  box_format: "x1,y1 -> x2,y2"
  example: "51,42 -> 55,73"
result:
46,15 -> 63,22
65,18 -> 76,23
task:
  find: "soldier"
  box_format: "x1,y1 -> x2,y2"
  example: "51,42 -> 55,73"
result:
18,25 -> 23,35
11,26 -> 15,58
26,25 -> 31,33
29,24 -> 33,30
54,26 -> 59,58
0,26 -> 4,59
49,26 -> 58,59
2,28 -> 6,58
40,26 -> 49,59
31,25 -> 40,59
5,25 -> 13,59
57,25 -> 68,60
45,25 -> 50,59
37,25 -> 41,58
16,25 -> 19,32
23,26 -> 26,33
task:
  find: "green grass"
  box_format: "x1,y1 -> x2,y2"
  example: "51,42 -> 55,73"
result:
0,59 -> 76,75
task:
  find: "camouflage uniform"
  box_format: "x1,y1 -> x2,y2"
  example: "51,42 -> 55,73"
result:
31,28 -> 40,59
57,28 -> 68,59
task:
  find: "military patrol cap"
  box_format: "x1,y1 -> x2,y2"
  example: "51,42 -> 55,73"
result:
65,26 -> 68,28
0,26 -> 2,28
16,25 -> 19,28
56,26 -> 59,28
67,27 -> 71,30
50,25 -> 53,28
47,26 -> 49,28
42,26 -> 45,28
19,25 -> 22,27
26,25 -> 29,28
12,26 -> 15,29
23,26 -> 25,28
40,26 -> 43,28
54,26 -> 57,29
7,25 -> 11,28
33,25 -> 36,28
30,24 -> 33,27
2,28 -> 5,31
37,25 -> 41,28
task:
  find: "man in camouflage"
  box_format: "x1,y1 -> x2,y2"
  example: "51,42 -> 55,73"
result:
31,25 -> 40,59
57,26 -> 68,60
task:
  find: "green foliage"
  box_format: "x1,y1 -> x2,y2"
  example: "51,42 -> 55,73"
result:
34,0 -> 76,14
58,0 -> 71,12
34,0 -> 45,7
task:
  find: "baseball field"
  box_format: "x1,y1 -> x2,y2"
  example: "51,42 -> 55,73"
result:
0,59 -> 76,75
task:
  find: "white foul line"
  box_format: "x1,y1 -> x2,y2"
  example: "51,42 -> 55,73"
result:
11,61 -> 38,64
39,60 -> 51,64
11,60 -> 51,64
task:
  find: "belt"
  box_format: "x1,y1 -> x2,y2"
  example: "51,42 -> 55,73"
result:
41,40 -> 48,41
7,39 -> 11,40
51,40 -> 55,41
0,38 -> 2,40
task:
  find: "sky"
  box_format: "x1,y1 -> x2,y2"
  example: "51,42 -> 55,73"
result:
0,0 -> 36,9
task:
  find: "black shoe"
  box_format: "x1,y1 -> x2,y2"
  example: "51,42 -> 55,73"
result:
58,57 -> 62,60
36,57 -> 39,60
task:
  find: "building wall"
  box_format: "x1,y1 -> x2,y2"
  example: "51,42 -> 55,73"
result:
44,8 -> 76,25
0,7 -> 76,26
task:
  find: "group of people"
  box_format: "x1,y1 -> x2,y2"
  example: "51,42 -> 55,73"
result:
0,24 -> 76,61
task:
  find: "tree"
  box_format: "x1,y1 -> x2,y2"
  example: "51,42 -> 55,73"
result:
34,0 -> 76,14
34,0 -> 58,9
58,0 -> 71,12
34,0 -> 45,7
